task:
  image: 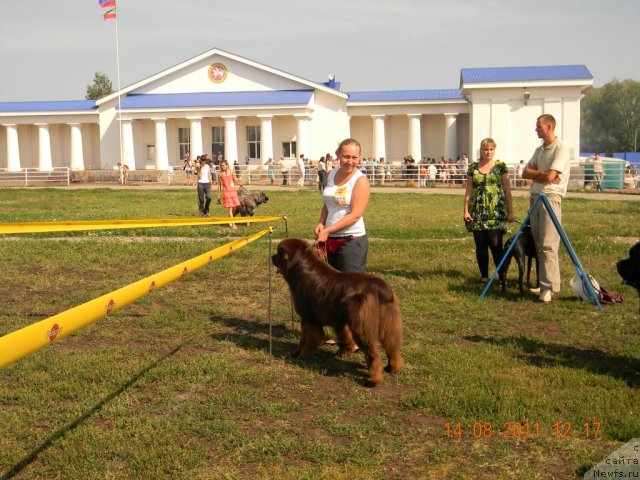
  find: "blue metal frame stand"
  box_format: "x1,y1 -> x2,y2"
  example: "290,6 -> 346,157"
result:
479,193 -> 603,312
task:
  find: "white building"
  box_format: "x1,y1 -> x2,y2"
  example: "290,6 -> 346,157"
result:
0,48 -> 593,172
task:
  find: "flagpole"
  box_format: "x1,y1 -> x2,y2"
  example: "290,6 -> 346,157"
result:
114,9 -> 123,170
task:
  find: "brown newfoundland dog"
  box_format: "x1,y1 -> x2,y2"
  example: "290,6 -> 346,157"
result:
272,237 -> 403,386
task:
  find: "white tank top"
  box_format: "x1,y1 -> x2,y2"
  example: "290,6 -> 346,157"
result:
198,163 -> 211,183
322,168 -> 366,237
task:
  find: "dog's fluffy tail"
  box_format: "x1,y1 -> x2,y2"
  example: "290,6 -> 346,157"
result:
379,293 -> 403,374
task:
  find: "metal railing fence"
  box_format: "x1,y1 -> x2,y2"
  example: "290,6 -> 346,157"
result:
1,163 -> 637,192
0,168 -> 70,186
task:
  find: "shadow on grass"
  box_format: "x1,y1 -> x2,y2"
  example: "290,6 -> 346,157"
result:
381,266 -> 529,302
464,335 -> 640,388
380,266 -> 466,281
0,345 -> 182,480
209,313 -> 372,385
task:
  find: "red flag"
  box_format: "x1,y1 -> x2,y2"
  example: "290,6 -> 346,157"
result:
103,7 -> 116,20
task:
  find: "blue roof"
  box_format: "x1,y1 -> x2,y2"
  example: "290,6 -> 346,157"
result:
348,89 -> 464,102
119,90 -> 314,109
460,65 -> 592,84
0,100 -> 96,113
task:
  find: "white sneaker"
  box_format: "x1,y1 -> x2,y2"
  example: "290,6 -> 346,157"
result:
530,287 -> 541,294
540,289 -> 553,303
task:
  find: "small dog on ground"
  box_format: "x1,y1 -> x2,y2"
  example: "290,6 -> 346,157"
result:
272,237 -> 403,386
232,187 -> 269,221
501,223 -> 539,296
617,241 -> 640,294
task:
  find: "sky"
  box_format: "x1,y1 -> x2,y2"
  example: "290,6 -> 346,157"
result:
1,0 -> 639,102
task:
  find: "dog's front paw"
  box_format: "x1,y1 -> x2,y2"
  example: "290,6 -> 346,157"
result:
337,343 -> 359,359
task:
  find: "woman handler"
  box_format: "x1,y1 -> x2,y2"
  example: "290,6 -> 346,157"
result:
315,138 -> 371,273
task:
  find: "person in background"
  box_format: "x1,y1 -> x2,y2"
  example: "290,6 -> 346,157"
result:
197,156 -> 213,217
117,162 -> 124,185
460,153 -> 470,174
516,160 -> 527,187
377,157 -> 387,184
592,152 -> 605,192
122,164 -> 129,185
266,157 -> 275,185
522,114 -> 570,303
183,154 -> 194,186
315,138 -> 371,273
317,156 -> 327,191
218,159 -> 243,229
419,162 -> 427,187
427,162 -> 437,186
464,137 -> 514,285
296,154 -> 306,187
277,156 -> 289,185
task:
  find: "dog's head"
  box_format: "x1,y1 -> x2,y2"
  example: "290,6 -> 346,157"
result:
251,191 -> 269,206
271,237 -> 313,276
617,241 -> 640,293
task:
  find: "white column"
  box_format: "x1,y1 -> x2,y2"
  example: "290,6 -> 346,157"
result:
295,114 -> 310,157
69,123 -> 85,171
443,114 -> 458,162
121,119 -> 136,170
407,114 -> 422,161
5,124 -> 21,172
189,117 -> 203,158
153,118 -> 169,170
372,115 -> 386,159
222,116 -> 238,165
36,123 -> 53,172
259,115 -> 274,164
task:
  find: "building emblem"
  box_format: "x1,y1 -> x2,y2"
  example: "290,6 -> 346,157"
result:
208,63 -> 228,84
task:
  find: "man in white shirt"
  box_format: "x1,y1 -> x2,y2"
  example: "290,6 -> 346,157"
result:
296,154 -> 306,187
522,114 -> 570,303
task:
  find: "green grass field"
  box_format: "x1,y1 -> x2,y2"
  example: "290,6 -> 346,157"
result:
0,187 -> 638,479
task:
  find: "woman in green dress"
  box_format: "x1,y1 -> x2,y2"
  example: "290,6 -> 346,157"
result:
463,138 -> 514,284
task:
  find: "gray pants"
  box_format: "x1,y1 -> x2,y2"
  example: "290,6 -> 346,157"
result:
327,235 -> 368,273
529,195 -> 562,292
197,182 -> 211,214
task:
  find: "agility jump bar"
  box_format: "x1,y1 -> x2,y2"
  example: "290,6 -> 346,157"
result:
0,228 -> 272,369
0,216 -> 284,235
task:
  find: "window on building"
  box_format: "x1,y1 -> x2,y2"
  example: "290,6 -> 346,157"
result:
146,145 -> 156,169
179,128 -> 190,160
246,125 -> 261,159
211,126 -> 225,157
282,141 -> 297,158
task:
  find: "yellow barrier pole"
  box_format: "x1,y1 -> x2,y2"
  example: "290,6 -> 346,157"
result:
0,228 -> 272,369
0,216 -> 283,235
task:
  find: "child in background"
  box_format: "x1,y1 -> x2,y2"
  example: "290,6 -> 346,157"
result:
217,159 -> 242,229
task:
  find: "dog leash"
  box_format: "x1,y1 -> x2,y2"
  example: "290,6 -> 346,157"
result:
314,242 -> 328,262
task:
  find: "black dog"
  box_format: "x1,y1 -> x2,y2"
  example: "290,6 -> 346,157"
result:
233,187 -> 269,219
617,241 -> 640,294
501,224 -> 539,296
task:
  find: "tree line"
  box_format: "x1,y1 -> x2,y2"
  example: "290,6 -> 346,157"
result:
581,79 -> 640,155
